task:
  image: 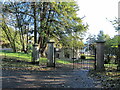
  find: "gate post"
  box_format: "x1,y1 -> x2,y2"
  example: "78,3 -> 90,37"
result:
117,45 -> 120,70
96,41 -> 105,71
94,48 -> 96,70
32,43 -> 39,64
117,2 -> 120,70
47,42 -> 55,67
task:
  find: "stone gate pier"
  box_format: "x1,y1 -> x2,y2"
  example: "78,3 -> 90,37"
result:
47,42 -> 55,67
96,41 -> 105,71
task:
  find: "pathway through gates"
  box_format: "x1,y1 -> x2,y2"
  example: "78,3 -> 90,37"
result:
55,55 -> 96,70
39,48 -> 96,71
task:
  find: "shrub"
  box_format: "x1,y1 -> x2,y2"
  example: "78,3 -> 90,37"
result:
81,55 -> 86,59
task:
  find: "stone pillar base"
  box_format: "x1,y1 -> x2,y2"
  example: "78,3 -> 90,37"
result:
47,42 -> 55,67
32,44 -> 39,63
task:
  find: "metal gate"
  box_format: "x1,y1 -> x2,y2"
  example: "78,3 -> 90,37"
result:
54,48 -> 96,70
38,45 -> 96,70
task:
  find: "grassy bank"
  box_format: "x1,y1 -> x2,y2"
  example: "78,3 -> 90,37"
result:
0,51 -> 96,69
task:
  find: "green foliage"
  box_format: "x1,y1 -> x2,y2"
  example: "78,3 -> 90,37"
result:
108,17 -> 120,31
56,59 -> 71,64
80,55 -> 86,59
59,34 -> 84,49
104,64 -> 118,70
1,1 -> 87,57
86,34 -> 96,44
86,56 -> 95,59
0,18 -> 22,52
109,18 -> 120,45
85,34 -> 96,54
105,35 -> 119,48
104,35 -> 119,64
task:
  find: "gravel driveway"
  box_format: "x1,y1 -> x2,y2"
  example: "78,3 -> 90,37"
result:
2,68 -> 102,88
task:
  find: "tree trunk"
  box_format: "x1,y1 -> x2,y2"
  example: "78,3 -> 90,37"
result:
11,42 -> 16,53
38,36 -> 48,57
40,45 -> 47,57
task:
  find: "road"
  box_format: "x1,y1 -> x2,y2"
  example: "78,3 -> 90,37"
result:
2,68 -> 102,88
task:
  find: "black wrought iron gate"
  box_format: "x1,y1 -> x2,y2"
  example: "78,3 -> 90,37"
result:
54,48 -> 96,70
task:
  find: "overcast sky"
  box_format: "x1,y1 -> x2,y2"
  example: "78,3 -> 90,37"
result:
76,0 -> 119,40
